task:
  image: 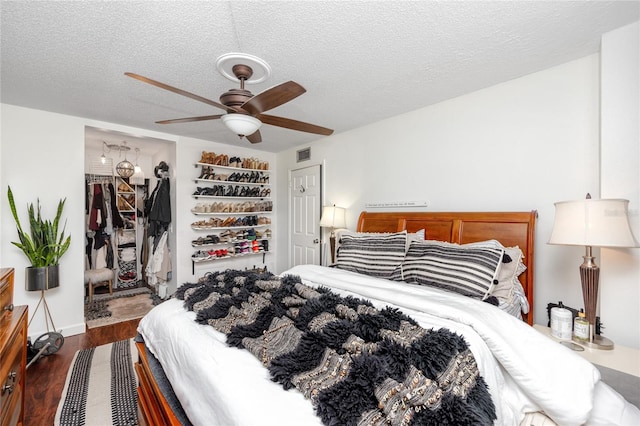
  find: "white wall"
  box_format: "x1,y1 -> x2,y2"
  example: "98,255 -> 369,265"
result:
0,104 -> 274,339
2,106 -> 87,337
277,55 -> 616,341
600,21 -> 640,348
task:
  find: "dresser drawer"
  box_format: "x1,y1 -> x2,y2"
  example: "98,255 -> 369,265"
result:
0,303 -> 27,426
0,268 -> 14,323
1,319 -> 25,420
1,383 -> 22,426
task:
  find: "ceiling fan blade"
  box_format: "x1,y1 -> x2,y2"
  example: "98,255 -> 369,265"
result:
155,115 -> 224,124
125,72 -> 232,112
259,114 -> 334,136
241,81 -> 306,115
246,130 -> 262,144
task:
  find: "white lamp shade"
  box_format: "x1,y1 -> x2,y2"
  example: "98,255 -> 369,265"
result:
319,205 -> 346,228
548,198 -> 639,247
221,114 -> 261,136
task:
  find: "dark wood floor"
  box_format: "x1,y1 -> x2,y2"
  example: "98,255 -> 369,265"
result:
24,318 -> 141,425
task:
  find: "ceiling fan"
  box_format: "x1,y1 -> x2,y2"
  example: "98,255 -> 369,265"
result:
125,54 -> 333,144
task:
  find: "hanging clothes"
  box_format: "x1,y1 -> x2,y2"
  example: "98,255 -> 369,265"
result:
88,183 -> 105,231
146,230 -> 171,287
147,161 -> 171,241
108,182 -> 124,229
85,177 -> 120,271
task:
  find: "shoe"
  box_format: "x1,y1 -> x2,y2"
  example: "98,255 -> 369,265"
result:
192,250 -> 210,261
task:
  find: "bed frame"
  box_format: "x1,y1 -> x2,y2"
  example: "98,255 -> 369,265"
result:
135,210 -> 538,425
357,210 -> 537,325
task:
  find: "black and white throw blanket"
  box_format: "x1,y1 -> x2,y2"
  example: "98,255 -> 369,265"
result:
176,270 -> 496,425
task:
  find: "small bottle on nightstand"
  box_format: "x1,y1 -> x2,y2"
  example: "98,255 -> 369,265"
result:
574,310 -> 590,342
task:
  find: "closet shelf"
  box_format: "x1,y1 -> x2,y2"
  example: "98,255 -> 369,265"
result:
191,210 -> 272,216
191,224 -> 271,231
191,238 -> 271,248
193,195 -> 271,200
194,162 -> 270,173
194,179 -> 270,187
192,251 -> 269,262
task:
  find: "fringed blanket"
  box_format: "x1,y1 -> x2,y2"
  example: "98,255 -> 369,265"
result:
176,269 -> 496,426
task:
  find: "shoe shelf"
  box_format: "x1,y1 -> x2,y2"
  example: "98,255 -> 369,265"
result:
194,162 -> 270,173
195,162 -> 271,172
193,186 -> 271,198
195,178 -> 270,187
192,151 -> 273,273
191,201 -> 272,213
193,194 -> 271,200
192,228 -> 271,245
191,224 -> 271,231
192,237 -> 271,249
193,250 -> 269,262
192,210 -> 271,216
115,177 -> 148,288
191,251 -> 270,273
195,168 -> 269,184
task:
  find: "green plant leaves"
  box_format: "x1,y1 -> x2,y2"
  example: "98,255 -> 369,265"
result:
7,186 -> 71,267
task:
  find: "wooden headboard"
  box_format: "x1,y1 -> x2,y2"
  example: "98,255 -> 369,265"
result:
357,211 -> 537,325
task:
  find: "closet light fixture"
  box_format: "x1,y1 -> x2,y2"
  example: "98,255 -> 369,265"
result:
134,148 -> 142,174
131,147 -> 145,185
548,194 -> 639,350
100,141 -> 108,164
115,141 -> 135,178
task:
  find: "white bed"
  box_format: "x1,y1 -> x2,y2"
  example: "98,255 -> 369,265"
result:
135,211 -> 639,425
137,265 -> 639,425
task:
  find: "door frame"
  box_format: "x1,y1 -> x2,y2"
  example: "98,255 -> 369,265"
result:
287,161 -> 324,269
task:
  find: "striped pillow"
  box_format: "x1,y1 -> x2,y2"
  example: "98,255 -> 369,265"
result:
392,240 -> 503,300
335,231 -> 407,278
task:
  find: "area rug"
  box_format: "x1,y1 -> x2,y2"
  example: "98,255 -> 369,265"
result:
54,339 -> 138,426
85,287 -> 161,329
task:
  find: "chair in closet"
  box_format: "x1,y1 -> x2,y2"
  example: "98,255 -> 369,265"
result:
84,268 -> 114,302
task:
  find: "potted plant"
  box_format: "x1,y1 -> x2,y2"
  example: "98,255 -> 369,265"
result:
7,186 -> 71,290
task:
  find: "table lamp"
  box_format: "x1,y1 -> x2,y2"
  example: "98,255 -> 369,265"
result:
319,205 -> 346,264
548,194 -> 639,349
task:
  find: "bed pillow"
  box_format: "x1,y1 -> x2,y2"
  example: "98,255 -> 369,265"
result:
493,246 -> 529,318
392,240 -> 504,300
460,240 -> 529,318
335,229 -> 424,254
335,231 -> 408,278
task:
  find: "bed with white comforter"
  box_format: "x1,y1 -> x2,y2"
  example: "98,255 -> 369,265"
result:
137,264 -> 639,426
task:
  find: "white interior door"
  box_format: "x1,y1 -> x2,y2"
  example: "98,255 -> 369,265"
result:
290,164 -> 321,267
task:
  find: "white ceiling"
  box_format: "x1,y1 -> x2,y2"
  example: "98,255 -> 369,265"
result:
2,1 -> 639,154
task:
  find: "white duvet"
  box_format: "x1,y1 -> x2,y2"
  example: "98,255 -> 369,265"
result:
137,265 -> 640,426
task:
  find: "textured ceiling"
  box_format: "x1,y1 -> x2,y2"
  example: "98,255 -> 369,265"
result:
2,1 -> 639,153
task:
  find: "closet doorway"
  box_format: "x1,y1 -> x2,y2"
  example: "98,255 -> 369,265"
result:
84,126 -> 176,325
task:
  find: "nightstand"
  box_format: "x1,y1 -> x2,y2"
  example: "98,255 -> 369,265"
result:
534,324 -> 640,407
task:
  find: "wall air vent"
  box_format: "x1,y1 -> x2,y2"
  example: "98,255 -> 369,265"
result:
297,147 -> 311,162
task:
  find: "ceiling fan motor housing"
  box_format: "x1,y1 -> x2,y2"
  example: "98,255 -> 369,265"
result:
220,88 -> 254,110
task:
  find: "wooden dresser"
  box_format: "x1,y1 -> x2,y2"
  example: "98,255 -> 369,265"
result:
1,268 -> 27,426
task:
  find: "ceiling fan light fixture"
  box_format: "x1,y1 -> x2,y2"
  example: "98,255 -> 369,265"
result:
222,114 -> 261,137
